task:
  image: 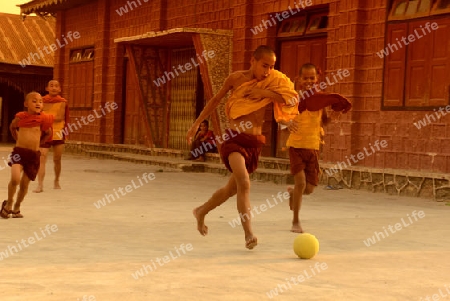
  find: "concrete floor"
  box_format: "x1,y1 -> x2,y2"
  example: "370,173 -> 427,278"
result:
0,146 -> 449,301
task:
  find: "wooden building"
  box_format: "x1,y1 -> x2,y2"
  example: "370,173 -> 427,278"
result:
0,12 -> 55,142
19,0 -> 450,175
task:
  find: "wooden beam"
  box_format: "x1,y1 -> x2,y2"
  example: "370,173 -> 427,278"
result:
125,44 -> 154,148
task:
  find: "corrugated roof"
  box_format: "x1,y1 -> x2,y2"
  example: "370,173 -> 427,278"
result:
20,0 -> 91,17
0,12 -> 55,67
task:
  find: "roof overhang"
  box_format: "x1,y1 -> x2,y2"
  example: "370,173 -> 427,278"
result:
114,28 -> 233,48
19,0 -> 91,17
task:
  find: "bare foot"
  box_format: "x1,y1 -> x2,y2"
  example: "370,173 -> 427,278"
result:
287,187 -> 294,210
193,208 -> 208,236
245,235 -> 258,250
33,186 -> 44,193
54,181 -> 61,189
291,223 -> 303,233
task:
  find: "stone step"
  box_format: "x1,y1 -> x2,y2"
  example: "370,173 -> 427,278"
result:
82,149 -> 294,185
64,142 -> 450,200
65,141 -> 294,184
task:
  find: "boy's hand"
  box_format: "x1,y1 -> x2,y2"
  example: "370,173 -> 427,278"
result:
280,120 -> 298,133
40,128 -> 52,145
11,129 -> 18,141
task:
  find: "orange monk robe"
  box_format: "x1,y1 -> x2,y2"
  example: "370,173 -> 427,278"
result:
42,95 -> 70,140
225,70 -> 299,123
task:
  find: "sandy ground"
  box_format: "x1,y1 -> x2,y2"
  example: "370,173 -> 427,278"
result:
0,145 -> 449,301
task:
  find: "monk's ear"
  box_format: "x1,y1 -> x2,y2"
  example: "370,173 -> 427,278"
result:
250,57 -> 256,68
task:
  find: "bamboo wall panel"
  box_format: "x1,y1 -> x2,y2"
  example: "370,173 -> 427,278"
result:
168,48 -> 197,150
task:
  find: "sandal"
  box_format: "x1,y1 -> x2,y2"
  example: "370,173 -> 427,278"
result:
12,211 -> 23,218
0,200 -> 11,219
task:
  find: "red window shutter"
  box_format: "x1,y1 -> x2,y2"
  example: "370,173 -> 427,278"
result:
383,23 -> 408,107
406,18 -> 450,107
405,20 -> 432,107
428,18 -> 450,107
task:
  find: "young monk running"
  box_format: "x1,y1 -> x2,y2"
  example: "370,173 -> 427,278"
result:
0,92 -> 53,219
34,80 -> 69,192
286,63 -> 352,233
188,45 -> 299,249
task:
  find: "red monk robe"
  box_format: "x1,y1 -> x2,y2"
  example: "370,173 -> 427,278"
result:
15,111 -> 54,132
298,92 -> 352,113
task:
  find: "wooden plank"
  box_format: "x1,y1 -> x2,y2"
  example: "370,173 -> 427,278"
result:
125,44 -> 153,147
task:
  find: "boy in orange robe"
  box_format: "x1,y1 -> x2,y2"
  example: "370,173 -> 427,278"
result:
188,45 -> 298,249
286,63 -> 351,233
34,80 -> 69,193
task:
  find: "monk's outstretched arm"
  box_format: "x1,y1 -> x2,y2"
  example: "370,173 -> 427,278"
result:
300,93 -> 352,113
186,75 -> 234,143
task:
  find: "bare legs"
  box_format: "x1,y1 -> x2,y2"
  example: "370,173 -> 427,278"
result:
193,152 -> 257,249
52,144 -> 64,189
3,164 -> 30,218
290,170 -> 316,233
34,144 -> 64,193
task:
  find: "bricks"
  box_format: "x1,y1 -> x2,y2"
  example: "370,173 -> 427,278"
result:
46,0 -> 450,175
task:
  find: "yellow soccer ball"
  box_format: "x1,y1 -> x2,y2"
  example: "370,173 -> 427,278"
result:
293,233 -> 319,259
